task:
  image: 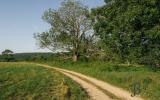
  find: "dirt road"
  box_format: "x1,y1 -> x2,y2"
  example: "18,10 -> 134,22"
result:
37,63 -> 143,100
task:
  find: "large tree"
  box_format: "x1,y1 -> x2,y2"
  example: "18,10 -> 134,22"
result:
92,0 -> 160,65
35,0 -> 95,61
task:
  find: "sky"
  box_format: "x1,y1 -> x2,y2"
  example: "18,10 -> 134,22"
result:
0,0 -> 105,53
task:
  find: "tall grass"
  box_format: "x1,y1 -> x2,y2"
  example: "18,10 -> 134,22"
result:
0,62 -> 88,100
44,60 -> 160,100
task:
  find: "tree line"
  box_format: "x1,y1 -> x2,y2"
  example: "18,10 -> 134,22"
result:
0,50 -> 62,62
35,0 -> 160,67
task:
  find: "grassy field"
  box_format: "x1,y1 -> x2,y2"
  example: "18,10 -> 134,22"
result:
0,62 -> 88,100
44,61 -> 160,100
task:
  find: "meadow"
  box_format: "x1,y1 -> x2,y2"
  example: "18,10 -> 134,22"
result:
0,62 -> 88,100
1,53 -> 160,100
45,60 -> 160,100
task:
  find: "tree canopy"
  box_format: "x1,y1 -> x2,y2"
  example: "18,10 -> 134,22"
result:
2,49 -> 14,55
35,0 -> 159,66
92,0 -> 160,66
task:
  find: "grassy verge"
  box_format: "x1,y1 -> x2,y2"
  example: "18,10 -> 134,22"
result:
0,62 -> 88,100
43,61 -> 160,100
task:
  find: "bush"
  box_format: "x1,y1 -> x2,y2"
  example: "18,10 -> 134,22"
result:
0,54 -> 16,62
78,56 -> 89,62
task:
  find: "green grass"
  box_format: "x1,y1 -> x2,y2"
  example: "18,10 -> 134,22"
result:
0,62 -> 88,100
44,61 -> 160,100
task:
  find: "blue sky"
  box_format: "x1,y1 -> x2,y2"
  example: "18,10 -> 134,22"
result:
0,0 -> 105,53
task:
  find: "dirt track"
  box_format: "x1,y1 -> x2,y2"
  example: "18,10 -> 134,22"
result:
37,63 -> 143,100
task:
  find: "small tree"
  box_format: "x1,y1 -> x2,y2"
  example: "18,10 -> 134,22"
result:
34,0 -> 96,61
2,49 -> 13,55
1,49 -> 15,62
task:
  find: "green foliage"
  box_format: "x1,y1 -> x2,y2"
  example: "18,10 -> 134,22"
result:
0,54 -> 15,62
92,0 -> 160,66
10,53 -> 57,62
0,63 -> 88,100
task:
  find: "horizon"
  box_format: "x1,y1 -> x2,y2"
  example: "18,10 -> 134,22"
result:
0,0 -> 105,54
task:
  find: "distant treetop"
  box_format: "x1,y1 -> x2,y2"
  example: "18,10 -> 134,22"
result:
2,49 -> 14,55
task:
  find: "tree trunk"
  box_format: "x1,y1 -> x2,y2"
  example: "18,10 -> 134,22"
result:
72,54 -> 78,62
72,42 -> 78,62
